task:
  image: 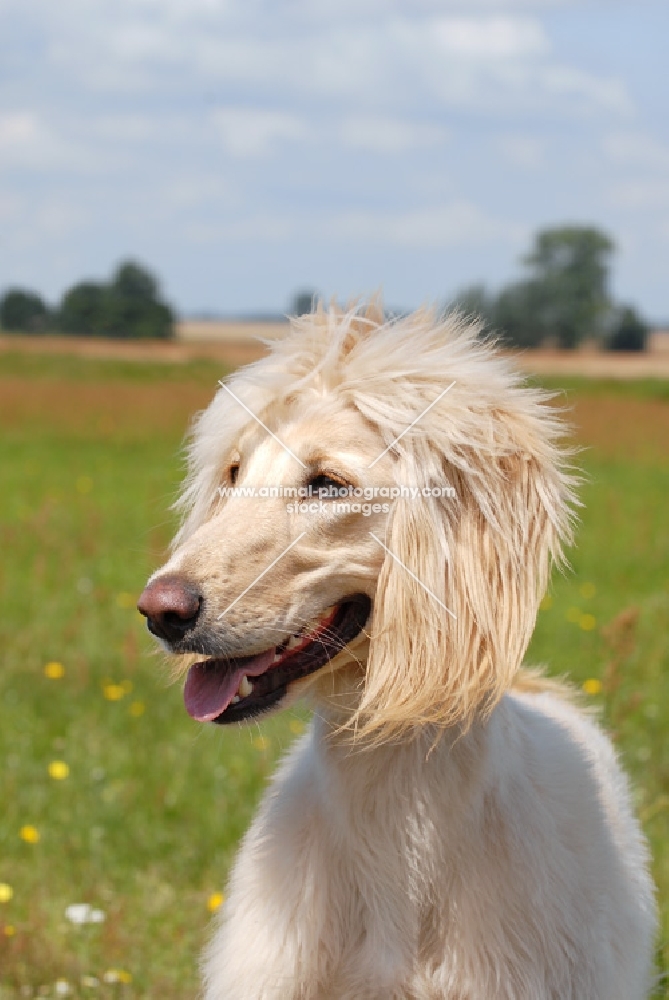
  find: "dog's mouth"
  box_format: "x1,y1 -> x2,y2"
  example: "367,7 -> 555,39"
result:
183,595 -> 371,725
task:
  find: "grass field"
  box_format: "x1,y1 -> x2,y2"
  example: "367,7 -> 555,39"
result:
1,350 -> 668,997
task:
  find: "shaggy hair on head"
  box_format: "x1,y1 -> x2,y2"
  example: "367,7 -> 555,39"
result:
140,302 -> 656,1000
176,303 -> 576,740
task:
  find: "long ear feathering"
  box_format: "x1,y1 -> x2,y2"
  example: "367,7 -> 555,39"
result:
334,306 -> 580,742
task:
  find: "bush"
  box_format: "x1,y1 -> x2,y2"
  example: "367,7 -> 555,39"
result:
608,305 -> 648,352
492,281 -> 546,348
290,289 -> 319,316
449,285 -> 496,336
0,288 -> 51,333
57,260 -> 174,339
58,282 -> 108,336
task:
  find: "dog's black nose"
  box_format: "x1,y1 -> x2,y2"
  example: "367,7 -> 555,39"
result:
137,575 -> 202,644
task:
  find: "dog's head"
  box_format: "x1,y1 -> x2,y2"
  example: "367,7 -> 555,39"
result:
138,304 -> 576,740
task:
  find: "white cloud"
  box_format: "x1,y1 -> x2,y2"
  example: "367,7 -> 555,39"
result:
340,116 -> 448,154
212,108 -> 305,158
181,199 -> 523,252
0,112 -> 38,147
609,179 -> 669,210
0,112 -> 71,169
6,2 -> 630,120
603,131 -> 669,171
538,66 -> 633,116
159,175 -> 236,210
185,212 -> 298,245
429,15 -> 548,58
497,134 -> 545,169
326,201 -> 524,249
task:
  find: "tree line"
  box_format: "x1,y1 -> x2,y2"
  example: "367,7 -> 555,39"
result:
0,260 -> 174,340
451,225 -> 649,351
1,228 -> 651,348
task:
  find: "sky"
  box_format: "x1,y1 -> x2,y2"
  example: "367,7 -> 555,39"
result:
1,0 -> 667,319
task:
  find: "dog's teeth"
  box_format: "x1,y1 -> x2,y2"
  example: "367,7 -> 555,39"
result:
272,651 -> 282,663
286,636 -> 301,650
231,695 -> 240,705
238,675 -> 253,698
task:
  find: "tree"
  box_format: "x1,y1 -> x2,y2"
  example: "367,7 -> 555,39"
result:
523,225 -> 615,348
608,305 -> 648,352
112,260 -> 158,301
57,260 -> 174,339
0,288 -> 50,332
58,282 -> 108,336
290,289 -> 318,316
450,284 -> 496,335
493,281 -> 546,348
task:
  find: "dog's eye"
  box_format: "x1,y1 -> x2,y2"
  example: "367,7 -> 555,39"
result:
308,473 -> 347,497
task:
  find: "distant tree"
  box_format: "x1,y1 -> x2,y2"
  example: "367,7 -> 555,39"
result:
523,225 -> 615,348
104,260 -> 173,339
57,260 -> 174,339
450,284 -> 496,335
493,281 -> 546,348
608,305 -> 648,352
112,260 -> 159,301
58,282 -> 108,336
290,289 -> 318,316
0,288 -> 50,332
444,224 -> 647,351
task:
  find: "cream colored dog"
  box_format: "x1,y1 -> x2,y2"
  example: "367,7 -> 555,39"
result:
138,304 -> 656,999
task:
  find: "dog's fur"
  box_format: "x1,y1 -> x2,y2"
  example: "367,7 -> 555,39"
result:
148,305 -> 656,999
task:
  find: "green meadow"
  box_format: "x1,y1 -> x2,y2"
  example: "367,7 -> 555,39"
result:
0,351 -> 668,996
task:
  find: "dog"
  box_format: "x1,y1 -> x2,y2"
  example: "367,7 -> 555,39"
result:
138,303 -> 657,999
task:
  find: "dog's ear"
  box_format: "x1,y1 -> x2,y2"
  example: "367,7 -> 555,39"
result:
357,422 -> 575,741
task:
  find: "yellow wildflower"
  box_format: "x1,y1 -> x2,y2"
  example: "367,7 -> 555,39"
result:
3,924 -> 15,936
289,719 -> 305,735
44,661 -> 65,679
0,883 -> 13,903
583,678 -> 603,696
579,614 -> 597,632
253,736 -> 269,752
76,475 -> 93,494
207,892 -> 224,912
48,761 -> 70,781
103,683 -> 125,701
129,700 -> 145,717
19,825 -> 40,844
579,582 -> 597,599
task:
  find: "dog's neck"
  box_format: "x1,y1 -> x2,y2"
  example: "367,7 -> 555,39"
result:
309,704 -> 493,849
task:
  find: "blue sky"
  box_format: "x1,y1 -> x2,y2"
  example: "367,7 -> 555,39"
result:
1,0 -> 667,318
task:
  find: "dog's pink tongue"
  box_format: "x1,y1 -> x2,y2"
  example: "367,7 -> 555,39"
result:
184,650 -> 275,722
